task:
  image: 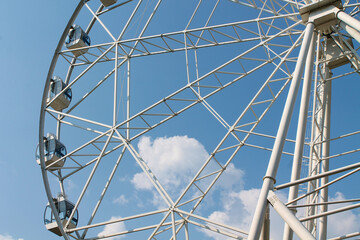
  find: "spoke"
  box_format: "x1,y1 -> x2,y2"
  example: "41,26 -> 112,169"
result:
58,13 -> 301,67
39,1 -> 360,239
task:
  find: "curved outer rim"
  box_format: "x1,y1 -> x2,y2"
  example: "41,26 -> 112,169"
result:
39,1 -> 85,239
37,1 -> 360,239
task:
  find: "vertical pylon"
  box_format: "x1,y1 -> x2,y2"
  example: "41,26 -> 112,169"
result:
283,32 -> 316,240
318,65 -> 332,240
248,21 -> 315,240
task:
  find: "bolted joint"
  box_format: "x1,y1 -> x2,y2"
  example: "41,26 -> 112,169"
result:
299,0 -> 342,34
267,190 -> 280,207
263,175 -> 276,184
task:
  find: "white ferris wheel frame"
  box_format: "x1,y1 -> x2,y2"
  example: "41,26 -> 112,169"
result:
38,0 -> 360,239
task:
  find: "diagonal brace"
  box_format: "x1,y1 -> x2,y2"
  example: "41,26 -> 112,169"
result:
268,191 -> 315,240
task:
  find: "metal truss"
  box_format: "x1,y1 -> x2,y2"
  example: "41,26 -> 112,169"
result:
38,0 -> 360,239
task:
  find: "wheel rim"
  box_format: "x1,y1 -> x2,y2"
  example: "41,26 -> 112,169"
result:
39,0 -> 360,239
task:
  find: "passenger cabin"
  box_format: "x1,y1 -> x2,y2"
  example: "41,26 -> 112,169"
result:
36,133 -> 66,169
65,24 -> 91,56
47,76 -> 72,111
101,0 -> 117,7
44,196 -> 79,236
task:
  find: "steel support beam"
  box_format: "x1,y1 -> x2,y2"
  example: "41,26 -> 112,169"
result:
268,191 -> 315,240
248,22 -> 315,240
283,32 -> 316,240
318,66 -> 332,240
337,10 -> 360,33
340,21 -> 360,44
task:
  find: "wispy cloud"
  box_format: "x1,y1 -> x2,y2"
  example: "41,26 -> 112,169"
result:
113,195 -> 128,205
64,179 -> 77,191
97,216 -> 126,240
204,189 -> 360,240
203,188 -> 287,240
0,234 -> 24,240
327,192 -> 360,238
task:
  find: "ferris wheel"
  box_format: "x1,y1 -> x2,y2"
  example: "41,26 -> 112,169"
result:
37,0 -> 360,239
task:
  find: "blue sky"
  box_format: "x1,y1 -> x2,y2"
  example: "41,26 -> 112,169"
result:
0,1 -> 77,239
1,1 -> 360,240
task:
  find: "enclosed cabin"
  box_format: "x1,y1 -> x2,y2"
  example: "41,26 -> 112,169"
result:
36,133 -> 66,169
44,196 -> 79,236
101,0 -> 117,7
65,24 -> 91,56
47,76 -> 72,111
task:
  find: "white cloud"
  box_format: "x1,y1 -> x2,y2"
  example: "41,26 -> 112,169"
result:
131,135 -> 245,212
97,216 -> 126,240
204,188 -> 286,240
206,188 -> 260,238
0,234 -> 23,240
113,195 -> 128,205
327,192 -> 360,238
132,172 -> 153,190
204,189 -> 360,240
132,136 -> 209,195
128,136 -> 360,239
132,136 -> 245,209
216,163 -> 244,191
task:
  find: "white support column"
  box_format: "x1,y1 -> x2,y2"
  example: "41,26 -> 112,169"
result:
340,22 -> 360,45
305,33 -> 325,233
260,205 -> 270,240
171,210 -> 177,240
319,66 -> 332,240
337,11 -> 360,33
248,22 -> 315,240
268,191 -> 315,240
184,221 -> 189,240
283,32 -> 316,240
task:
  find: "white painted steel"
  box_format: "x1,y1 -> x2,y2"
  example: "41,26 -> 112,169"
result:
340,21 -> 360,44
337,10 -> 360,33
39,1 -> 85,239
248,22 -> 315,240
38,0 -> 360,239
268,191 -> 315,240
283,32 -> 316,240
318,66 -> 332,240
329,232 -> 360,240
